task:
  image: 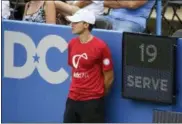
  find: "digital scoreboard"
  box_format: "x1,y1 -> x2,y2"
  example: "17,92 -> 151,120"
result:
122,32 -> 177,104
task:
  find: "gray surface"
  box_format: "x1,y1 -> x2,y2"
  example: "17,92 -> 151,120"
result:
153,109 -> 182,123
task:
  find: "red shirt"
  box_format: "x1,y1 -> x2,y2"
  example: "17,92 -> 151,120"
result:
68,36 -> 113,101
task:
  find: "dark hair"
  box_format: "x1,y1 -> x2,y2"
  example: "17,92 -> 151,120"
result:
88,24 -> 94,32
83,22 -> 95,32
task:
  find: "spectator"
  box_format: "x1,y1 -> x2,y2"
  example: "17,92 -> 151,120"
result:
2,1 -> 10,19
23,0 -> 56,24
103,0 -> 155,32
55,0 -> 104,24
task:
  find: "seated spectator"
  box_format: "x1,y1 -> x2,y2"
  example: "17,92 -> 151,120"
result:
23,0 -> 56,24
102,0 -> 155,32
2,1 -> 10,19
55,0 -> 104,24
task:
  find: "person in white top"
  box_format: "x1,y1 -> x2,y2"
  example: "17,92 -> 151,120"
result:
55,0 -> 104,24
72,0 -> 104,16
2,1 -> 11,19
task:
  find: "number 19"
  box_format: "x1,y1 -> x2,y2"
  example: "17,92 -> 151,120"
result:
139,44 -> 157,63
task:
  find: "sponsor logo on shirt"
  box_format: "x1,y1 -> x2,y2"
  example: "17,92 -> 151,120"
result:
73,72 -> 89,78
72,53 -> 88,69
103,58 -> 110,66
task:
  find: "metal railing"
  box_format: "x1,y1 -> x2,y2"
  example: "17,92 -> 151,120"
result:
156,0 -> 162,35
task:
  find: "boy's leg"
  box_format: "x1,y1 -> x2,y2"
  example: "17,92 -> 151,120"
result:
63,98 -> 80,123
80,97 -> 105,123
